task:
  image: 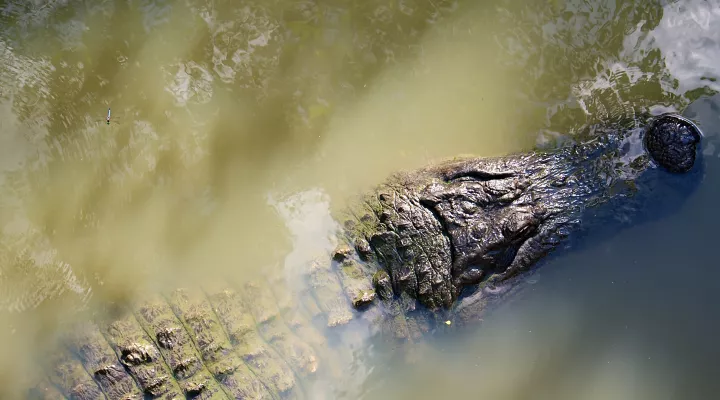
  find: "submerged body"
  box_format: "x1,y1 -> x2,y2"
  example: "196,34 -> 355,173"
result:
28,114 -> 703,399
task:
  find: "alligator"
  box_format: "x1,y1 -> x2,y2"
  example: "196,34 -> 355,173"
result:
26,113 -> 703,400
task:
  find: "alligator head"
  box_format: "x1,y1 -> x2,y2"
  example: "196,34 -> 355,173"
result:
341,113 -> 703,321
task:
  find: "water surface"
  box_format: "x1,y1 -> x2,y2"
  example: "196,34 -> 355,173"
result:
1,0 -> 719,398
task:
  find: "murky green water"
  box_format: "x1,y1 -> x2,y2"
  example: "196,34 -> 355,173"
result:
1,0 -> 719,398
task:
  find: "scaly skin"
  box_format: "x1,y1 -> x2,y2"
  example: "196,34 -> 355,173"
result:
28,114 -> 702,399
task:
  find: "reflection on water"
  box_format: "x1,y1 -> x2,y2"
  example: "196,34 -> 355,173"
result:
1,0 -> 719,398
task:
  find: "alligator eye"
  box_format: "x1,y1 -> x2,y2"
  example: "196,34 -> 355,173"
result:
644,114 -> 702,173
